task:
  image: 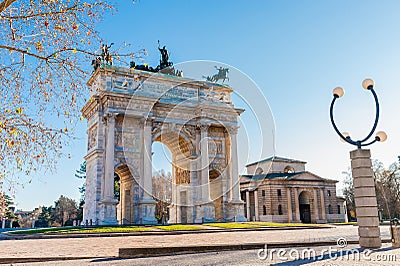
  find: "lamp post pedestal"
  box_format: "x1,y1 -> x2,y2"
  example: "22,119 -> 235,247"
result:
350,149 -> 381,248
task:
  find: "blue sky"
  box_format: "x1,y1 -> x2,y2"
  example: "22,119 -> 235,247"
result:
12,0 -> 400,210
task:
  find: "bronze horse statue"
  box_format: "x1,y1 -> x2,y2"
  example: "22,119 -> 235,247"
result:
203,66 -> 229,83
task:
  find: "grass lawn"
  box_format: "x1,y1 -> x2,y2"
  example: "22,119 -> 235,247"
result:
204,222 -> 261,229
7,226 -> 151,235
204,222 -> 330,229
6,222 -> 332,235
330,222 -> 357,225
154,224 -> 207,231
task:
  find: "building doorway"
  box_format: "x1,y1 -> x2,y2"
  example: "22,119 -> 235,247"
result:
299,191 -> 311,223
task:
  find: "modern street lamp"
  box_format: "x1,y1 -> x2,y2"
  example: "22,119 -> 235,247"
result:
330,78 -> 387,149
330,78 -> 386,249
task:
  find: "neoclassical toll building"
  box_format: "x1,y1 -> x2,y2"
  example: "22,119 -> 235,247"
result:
82,66 -> 246,225
240,157 -> 346,223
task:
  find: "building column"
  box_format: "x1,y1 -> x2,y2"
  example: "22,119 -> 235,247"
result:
226,126 -> 246,222
287,187 -> 292,223
138,119 -> 157,224
188,156 -> 197,223
313,188 -> 319,223
254,190 -> 259,221
294,187 -> 300,222
143,119 -> 154,201
246,190 -> 251,221
195,128 -> 201,202
100,113 -> 118,225
350,149 -> 381,248
319,188 -> 326,221
199,124 -> 214,222
194,128 -> 203,223
200,125 -> 211,203
229,126 -> 242,202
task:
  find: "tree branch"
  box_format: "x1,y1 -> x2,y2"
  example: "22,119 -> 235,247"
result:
0,45 -> 49,61
0,0 -> 16,14
0,4 -> 79,20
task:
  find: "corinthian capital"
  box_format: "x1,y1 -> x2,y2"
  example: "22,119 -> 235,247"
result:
226,126 -> 239,135
197,124 -> 209,132
102,113 -> 118,125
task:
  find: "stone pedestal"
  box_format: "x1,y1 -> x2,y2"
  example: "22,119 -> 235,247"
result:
194,203 -> 216,223
138,199 -> 157,225
100,200 -> 119,225
393,226 -> 400,247
227,200 -> 246,222
350,149 -> 381,248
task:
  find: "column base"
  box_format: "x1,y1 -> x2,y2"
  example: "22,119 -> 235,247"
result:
359,237 -> 382,248
138,199 -> 157,225
99,200 -> 118,225
194,203 -> 215,223
226,200 -> 246,222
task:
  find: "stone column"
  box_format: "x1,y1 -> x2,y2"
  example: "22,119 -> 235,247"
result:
189,156 -> 197,223
229,126 -> 241,202
168,158 -> 178,224
143,120 -> 154,201
350,149 -> 381,248
226,126 -> 246,222
246,190 -> 251,221
287,188 -> 292,223
195,128 -> 201,202
100,113 -> 118,225
199,124 -> 215,222
313,188 -> 319,222
200,125 -> 211,203
138,119 -> 157,224
319,188 -> 326,221
254,190 -> 259,221
294,187 -> 300,222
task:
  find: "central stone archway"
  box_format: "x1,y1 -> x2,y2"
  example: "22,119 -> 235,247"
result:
82,66 -> 246,225
299,191 -> 312,223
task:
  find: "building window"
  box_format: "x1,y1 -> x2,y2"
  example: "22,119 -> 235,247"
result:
262,190 -> 265,197
284,166 -> 295,173
255,167 -> 264,174
278,204 -> 283,215
277,189 -> 282,197
328,204 -> 333,214
337,205 -> 341,214
263,205 -> 267,215
327,190 -> 331,197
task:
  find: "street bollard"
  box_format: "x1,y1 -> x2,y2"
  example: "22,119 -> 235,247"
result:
390,218 -> 399,247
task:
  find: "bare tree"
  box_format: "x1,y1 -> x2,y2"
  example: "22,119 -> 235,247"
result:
0,0 -> 144,188
343,159 -> 400,221
152,170 -> 172,223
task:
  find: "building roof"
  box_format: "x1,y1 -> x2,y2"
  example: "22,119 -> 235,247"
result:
241,172 -> 304,181
240,171 -> 338,183
245,156 -> 307,167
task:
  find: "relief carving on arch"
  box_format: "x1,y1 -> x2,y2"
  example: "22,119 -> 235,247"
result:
88,124 -> 98,151
175,167 -> 190,184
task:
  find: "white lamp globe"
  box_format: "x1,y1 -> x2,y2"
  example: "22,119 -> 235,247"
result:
333,87 -> 345,98
340,132 -> 350,143
376,131 -> 387,142
362,78 -> 375,90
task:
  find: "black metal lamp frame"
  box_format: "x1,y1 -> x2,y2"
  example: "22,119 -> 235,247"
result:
330,81 -> 381,149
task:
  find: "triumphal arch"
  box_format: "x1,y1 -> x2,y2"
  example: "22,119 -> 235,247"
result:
82,65 -> 246,225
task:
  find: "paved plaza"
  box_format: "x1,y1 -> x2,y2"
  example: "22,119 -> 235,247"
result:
0,225 -> 395,265
11,243 -> 400,266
